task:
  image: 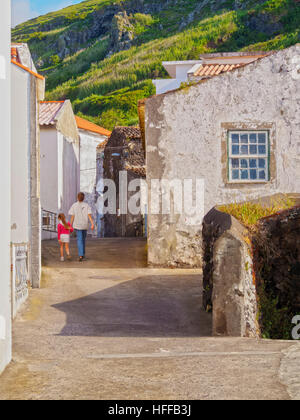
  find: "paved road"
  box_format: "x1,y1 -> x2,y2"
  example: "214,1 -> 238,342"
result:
0,238 -> 298,400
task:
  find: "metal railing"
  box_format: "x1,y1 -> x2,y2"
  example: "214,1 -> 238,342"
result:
42,209 -> 57,233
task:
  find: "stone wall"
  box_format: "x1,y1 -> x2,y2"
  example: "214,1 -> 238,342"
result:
145,44 -> 300,268
203,200 -> 300,339
203,208 -> 259,338
103,127 -> 146,237
253,206 -> 300,338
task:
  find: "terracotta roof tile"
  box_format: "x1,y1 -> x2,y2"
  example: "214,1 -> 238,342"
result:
113,126 -> 141,139
194,63 -> 243,77
75,116 -> 111,137
39,101 -> 65,126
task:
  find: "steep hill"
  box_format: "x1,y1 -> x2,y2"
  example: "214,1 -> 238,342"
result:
12,0 -> 300,130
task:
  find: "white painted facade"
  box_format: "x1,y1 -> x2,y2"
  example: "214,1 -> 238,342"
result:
0,0 -> 12,374
146,45 -> 300,268
11,43 -> 45,298
40,103 -> 80,240
11,66 -> 30,246
153,61 -> 202,94
79,128 -> 107,236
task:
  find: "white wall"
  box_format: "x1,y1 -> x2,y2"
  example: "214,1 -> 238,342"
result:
80,129 -> 106,235
40,127 -> 58,213
40,127 -> 58,240
0,0 -> 12,374
153,62 -> 201,94
146,45 -> 300,267
153,78 -> 182,95
175,63 -> 195,81
40,123 -> 79,240
60,132 -> 80,217
80,130 -> 104,193
11,66 -> 30,245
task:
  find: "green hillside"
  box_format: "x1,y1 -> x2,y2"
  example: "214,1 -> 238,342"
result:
12,0 -> 300,130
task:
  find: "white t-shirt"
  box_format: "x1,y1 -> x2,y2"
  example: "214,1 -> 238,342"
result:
69,201 -> 92,230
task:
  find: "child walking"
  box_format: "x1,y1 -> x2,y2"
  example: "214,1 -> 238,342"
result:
58,213 -> 74,261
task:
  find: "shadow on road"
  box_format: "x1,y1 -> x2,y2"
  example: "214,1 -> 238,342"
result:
53,274 -> 212,338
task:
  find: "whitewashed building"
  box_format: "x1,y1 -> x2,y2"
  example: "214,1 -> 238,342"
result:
11,44 -> 45,298
75,116 -> 111,236
145,46 -> 300,268
40,101 -> 80,239
0,0 -> 12,374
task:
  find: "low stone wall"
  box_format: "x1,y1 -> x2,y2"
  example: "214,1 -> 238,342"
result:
203,208 -> 259,338
203,202 -> 300,339
253,206 -> 300,339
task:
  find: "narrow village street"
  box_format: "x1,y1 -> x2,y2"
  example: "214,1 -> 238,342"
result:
0,238 -> 298,400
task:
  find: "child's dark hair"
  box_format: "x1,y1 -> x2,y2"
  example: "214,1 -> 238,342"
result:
78,192 -> 85,202
58,213 -> 70,230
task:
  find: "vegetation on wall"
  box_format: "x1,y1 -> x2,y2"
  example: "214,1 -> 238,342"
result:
12,0 -> 300,130
219,196 -> 299,340
218,196 -> 296,228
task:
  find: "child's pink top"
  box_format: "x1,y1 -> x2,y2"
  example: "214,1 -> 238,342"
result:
58,222 -> 74,240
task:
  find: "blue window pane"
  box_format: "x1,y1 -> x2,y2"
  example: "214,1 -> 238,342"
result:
249,145 -> 257,154
232,169 -> 239,180
232,134 -> 239,144
241,145 -> 248,155
241,159 -> 248,168
258,145 -> 266,155
258,133 -> 266,144
241,134 -> 248,144
258,158 -> 266,168
232,145 -> 239,155
241,170 -> 249,180
250,134 -> 257,144
250,159 -> 257,168
259,170 -> 266,180
250,169 -> 257,180
232,159 -> 239,168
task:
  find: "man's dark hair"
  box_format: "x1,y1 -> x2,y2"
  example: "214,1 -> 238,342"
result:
78,192 -> 85,202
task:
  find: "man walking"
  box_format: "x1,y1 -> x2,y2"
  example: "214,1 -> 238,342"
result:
69,192 -> 94,262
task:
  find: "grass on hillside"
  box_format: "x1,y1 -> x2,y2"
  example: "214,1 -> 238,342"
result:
12,0 -> 300,130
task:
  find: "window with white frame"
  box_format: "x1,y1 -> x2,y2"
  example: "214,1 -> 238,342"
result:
228,131 -> 269,182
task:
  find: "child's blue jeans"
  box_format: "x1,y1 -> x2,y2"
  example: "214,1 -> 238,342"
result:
76,230 -> 87,257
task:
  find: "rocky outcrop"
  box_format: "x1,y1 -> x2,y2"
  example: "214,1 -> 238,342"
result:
110,11 -> 135,53
27,0 -> 256,65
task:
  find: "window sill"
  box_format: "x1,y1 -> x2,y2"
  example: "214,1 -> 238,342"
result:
225,180 -> 270,186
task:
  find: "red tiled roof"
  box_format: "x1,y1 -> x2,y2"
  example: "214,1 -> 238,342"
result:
194,63 -> 244,77
39,101 -> 65,126
75,116 -> 111,137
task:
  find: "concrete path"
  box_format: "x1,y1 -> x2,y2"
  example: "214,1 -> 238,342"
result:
0,238 -> 298,400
